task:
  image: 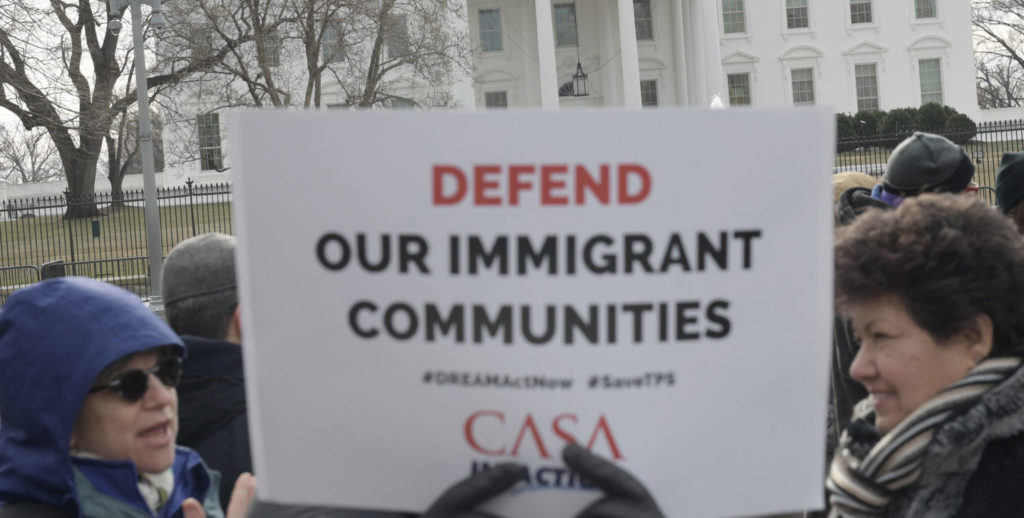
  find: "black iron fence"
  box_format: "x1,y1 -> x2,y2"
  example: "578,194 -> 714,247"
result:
834,119 -> 1024,206
0,180 -> 232,304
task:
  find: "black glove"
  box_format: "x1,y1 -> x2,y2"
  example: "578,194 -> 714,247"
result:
421,463 -> 527,518
563,443 -> 665,518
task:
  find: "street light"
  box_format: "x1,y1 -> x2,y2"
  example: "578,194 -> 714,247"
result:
108,0 -> 166,314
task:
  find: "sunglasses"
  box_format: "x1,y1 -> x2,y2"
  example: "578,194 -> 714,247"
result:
88,356 -> 183,402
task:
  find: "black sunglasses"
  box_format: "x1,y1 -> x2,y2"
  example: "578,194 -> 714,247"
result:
88,356 -> 183,402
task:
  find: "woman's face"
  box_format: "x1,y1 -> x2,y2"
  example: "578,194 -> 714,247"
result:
72,349 -> 178,473
847,296 -> 987,434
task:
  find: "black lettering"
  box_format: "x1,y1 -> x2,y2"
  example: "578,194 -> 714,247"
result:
697,231 -> 728,270
349,301 -> 378,338
425,304 -> 465,342
706,299 -> 731,338
675,301 -> 701,340
383,302 -> 417,340
517,235 -> 557,275
623,234 -> 654,273
473,305 -> 513,343
564,304 -> 599,344
622,303 -> 653,342
398,234 -> 430,274
521,305 -> 557,344
659,233 -> 691,272
468,235 -> 509,274
316,233 -> 350,271
357,233 -> 391,272
733,230 -> 762,269
583,234 -> 616,274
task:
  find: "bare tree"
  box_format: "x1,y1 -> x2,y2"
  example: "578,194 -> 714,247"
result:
974,0 -> 1024,108
159,0 -> 469,112
0,126 -> 62,183
0,0 -> 249,217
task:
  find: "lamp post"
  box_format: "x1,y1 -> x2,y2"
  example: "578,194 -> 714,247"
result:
108,0 -> 167,314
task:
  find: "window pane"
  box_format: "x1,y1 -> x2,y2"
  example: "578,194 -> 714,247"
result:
480,9 -> 503,52
640,79 -> 658,107
634,0 -> 653,40
387,14 -> 409,58
321,25 -> 343,63
727,73 -> 751,106
485,91 -> 508,109
554,4 -> 578,46
850,0 -> 872,24
854,63 -> 879,112
919,58 -> 943,105
787,6 -> 808,29
197,113 -> 223,171
791,68 -> 815,106
915,0 -> 936,18
722,0 -> 745,33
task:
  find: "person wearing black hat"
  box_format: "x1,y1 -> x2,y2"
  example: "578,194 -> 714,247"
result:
997,152 -> 1024,233
870,132 -> 975,208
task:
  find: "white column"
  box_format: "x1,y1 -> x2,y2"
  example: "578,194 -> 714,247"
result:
617,0 -> 642,107
598,0 -> 621,105
670,0 -> 689,106
687,0 -> 707,104
534,0 -> 559,109
698,0 -> 723,104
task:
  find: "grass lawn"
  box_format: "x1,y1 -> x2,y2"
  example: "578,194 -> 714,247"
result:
0,201 -> 233,277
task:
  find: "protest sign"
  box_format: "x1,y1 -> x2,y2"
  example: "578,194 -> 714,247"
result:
230,107 -> 835,517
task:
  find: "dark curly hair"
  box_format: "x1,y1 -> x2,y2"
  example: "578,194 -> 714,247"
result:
835,194 -> 1024,353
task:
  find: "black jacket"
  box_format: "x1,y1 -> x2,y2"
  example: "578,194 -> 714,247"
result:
177,335 -> 251,507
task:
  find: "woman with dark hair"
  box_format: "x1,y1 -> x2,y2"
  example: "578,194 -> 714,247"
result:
0,277 -> 253,518
827,194 -> 1024,517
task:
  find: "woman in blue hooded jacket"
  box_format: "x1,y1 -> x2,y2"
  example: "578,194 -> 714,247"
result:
0,277 -> 243,518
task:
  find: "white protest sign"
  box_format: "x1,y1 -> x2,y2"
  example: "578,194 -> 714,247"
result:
230,108 -> 835,518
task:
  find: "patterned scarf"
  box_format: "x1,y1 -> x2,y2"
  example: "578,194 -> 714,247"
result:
825,355 -> 1023,517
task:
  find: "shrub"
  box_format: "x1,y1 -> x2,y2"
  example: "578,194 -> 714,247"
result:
945,113 -> 977,145
917,103 -> 948,133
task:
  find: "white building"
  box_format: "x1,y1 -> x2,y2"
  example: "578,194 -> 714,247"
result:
466,0 -> 980,117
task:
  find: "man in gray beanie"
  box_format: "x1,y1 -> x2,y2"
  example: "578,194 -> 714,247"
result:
997,151 -> 1024,233
871,132 -> 975,208
162,233 -> 249,507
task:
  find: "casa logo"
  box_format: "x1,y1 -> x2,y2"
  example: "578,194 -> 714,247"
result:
463,410 -> 623,491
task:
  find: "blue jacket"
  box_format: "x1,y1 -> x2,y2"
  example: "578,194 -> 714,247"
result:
0,278 -> 218,517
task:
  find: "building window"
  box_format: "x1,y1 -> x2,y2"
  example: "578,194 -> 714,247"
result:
321,24 -> 343,63
854,63 -> 879,112
727,73 -> 751,106
262,28 -> 281,68
197,113 -> 223,171
914,0 -> 936,19
919,58 -> 943,105
553,4 -> 578,47
386,14 -> 409,58
485,91 -> 508,109
391,99 -> 416,109
791,68 -> 815,106
479,9 -> 502,52
786,0 -> 808,29
634,0 -> 653,40
722,0 -> 745,34
850,0 -> 872,24
640,79 -> 658,107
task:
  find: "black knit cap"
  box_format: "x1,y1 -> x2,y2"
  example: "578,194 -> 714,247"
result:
996,152 -> 1024,213
882,132 -> 974,197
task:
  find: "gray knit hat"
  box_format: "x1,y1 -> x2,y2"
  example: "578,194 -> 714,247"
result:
882,132 -> 974,197
162,233 -> 237,306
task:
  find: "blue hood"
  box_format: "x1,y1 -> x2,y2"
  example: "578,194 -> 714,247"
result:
0,278 -> 184,516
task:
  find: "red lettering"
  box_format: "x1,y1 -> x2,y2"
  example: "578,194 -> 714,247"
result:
576,164 -> 610,205
540,165 -> 569,205
464,410 -> 506,456
552,413 -> 579,444
510,413 -> 551,459
617,164 -> 651,204
432,165 -> 466,205
473,165 -> 502,206
586,415 -> 624,460
508,165 -> 534,206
